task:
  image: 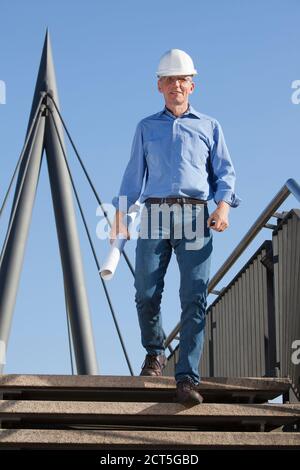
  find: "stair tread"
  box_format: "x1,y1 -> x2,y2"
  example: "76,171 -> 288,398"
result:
1,400 -> 299,417
0,375 -> 291,391
0,429 -> 299,449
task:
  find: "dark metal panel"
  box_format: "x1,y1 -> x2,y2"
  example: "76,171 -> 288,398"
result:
256,255 -> 263,375
257,250 -> 265,375
278,226 -> 284,375
215,303 -> 220,376
241,271 -> 248,376
210,305 -> 217,376
222,292 -> 227,375
205,242 -> 273,378
208,309 -> 214,376
250,258 -> 256,375
291,216 -> 300,397
217,301 -> 222,377
272,210 -> 300,399
237,272 -> 242,376
231,285 -> 236,376
214,301 -> 220,377
224,289 -> 230,376
200,317 -> 208,377
252,253 -> 263,376
256,254 -> 263,375
256,256 -> 262,375
266,247 -> 277,377
206,314 -> 211,375
245,266 -> 253,375
286,217 -> 296,377
228,288 -> 233,376
203,317 -> 209,376
289,216 -> 296,383
276,226 -> 283,373
251,259 -> 258,375
282,221 -> 288,374
272,228 -> 280,373
231,286 -> 237,376
260,250 -> 267,375
282,215 -> 288,374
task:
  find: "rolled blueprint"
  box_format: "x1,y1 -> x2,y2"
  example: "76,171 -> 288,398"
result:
100,206 -> 140,280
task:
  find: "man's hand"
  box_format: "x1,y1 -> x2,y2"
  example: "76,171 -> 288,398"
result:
109,210 -> 131,245
207,201 -> 230,232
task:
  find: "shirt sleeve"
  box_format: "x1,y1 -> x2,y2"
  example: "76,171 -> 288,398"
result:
210,120 -> 242,208
112,121 -> 146,213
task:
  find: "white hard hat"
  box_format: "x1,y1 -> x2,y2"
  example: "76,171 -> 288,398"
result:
156,49 -> 197,77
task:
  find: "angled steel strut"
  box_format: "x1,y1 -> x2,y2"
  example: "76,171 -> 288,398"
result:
0,31 -> 98,375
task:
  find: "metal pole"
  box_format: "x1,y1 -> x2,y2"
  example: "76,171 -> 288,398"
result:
0,113 -> 45,373
43,32 -> 98,374
0,30 -> 99,374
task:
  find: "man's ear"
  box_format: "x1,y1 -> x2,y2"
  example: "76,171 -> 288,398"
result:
157,79 -> 163,93
189,82 -> 195,95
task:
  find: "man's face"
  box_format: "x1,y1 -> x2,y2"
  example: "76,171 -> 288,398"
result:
158,75 -> 195,106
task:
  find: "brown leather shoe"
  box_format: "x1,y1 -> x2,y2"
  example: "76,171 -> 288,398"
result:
176,379 -> 204,406
140,353 -> 167,376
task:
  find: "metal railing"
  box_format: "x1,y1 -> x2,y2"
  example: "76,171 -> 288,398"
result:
164,239 -> 277,380
164,178 -> 300,349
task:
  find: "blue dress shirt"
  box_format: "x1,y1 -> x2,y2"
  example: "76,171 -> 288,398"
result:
112,105 -> 241,212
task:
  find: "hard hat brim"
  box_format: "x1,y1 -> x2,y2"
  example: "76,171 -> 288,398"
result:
157,69 -> 197,78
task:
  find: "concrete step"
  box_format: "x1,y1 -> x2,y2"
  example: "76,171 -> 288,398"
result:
0,375 -> 291,403
0,429 -> 299,450
1,400 -> 299,432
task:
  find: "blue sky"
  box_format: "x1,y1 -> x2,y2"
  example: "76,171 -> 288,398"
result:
0,0 -> 299,376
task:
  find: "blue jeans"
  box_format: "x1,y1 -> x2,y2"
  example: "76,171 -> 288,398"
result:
134,201 -> 213,384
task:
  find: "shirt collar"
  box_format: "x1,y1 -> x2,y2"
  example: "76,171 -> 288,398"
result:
160,104 -> 201,119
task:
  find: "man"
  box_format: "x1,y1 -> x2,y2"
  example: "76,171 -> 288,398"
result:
110,49 -> 241,406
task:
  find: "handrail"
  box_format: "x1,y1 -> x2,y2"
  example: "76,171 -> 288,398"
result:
164,178 -> 300,349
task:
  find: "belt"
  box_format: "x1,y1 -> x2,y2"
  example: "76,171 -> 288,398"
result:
145,197 -> 207,205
